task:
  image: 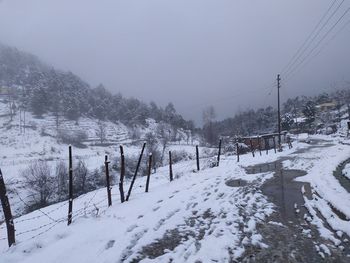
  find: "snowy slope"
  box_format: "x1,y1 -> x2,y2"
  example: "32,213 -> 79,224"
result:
0,142 -> 303,262
2,97 -> 350,261
0,100 -> 197,222
0,159 -> 271,262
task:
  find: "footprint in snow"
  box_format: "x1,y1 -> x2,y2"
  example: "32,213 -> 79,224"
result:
153,206 -> 160,211
126,224 -> 138,232
105,240 -> 115,250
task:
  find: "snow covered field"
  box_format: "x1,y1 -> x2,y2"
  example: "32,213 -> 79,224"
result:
2,135 -> 349,262
0,145 -> 297,263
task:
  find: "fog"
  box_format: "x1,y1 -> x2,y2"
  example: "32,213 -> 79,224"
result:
0,0 -> 349,124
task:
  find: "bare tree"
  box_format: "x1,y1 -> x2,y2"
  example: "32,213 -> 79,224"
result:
156,123 -> 171,164
74,160 -> 89,195
202,105 -> 216,124
7,88 -> 17,122
55,161 -> 68,201
145,132 -> 162,172
202,106 -> 217,145
95,121 -> 107,144
22,161 -> 55,208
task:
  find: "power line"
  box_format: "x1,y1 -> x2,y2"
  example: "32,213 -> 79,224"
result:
285,16 -> 350,82
285,7 -> 350,81
281,0 -> 339,75
283,0 -> 346,77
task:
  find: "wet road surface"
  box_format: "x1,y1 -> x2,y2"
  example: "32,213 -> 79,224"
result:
239,140 -> 350,263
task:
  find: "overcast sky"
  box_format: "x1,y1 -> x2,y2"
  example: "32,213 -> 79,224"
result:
0,0 -> 349,124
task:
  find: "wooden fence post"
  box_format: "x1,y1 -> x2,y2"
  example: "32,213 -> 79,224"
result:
119,146 -> 125,203
217,139 -> 222,167
258,136 -> 262,156
67,145 -> 73,226
169,151 -> 173,182
104,155 -> 112,207
236,142 -> 240,162
145,154 -> 152,192
196,145 -> 200,171
0,169 -> 15,247
126,143 -> 146,201
265,138 -> 269,155
250,138 -> 255,157
273,137 -> 277,153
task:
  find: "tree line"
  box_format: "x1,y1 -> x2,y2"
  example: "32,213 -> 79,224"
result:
201,86 -> 350,144
0,44 -> 194,131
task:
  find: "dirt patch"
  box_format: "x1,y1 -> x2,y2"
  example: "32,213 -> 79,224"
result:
225,179 -> 248,187
245,162 -> 277,174
130,209 -> 215,262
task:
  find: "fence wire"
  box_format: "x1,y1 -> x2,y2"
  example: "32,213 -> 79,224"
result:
0,141 -> 286,246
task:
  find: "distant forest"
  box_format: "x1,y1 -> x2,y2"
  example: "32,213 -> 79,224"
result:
0,43 -> 194,131
202,88 -> 350,144
1,43 -> 349,145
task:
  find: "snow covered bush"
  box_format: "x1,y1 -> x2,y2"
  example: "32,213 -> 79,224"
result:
236,143 -> 250,154
169,150 -> 193,164
57,129 -> 88,148
200,147 -> 217,159
223,144 -> 236,156
55,161 -> 68,201
113,154 -> 147,179
202,156 -> 218,169
144,132 -> 163,170
21,161 -> 56,210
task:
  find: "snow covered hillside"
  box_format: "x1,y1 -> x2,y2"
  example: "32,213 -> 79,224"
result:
0,99 -> 197,219
0,99 -> 193,173
1,136 -> 350,262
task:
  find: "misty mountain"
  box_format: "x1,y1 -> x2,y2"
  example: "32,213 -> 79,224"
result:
0,43 -> 194,130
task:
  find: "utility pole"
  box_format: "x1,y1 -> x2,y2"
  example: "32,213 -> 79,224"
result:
277,74 -> 282,150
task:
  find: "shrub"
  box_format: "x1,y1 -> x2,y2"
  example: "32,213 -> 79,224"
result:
55,161 -> 68,201
57,129 -> 88,148
169,150 -> 193,164
21,161 -> 56,210
113,153 -> 147,179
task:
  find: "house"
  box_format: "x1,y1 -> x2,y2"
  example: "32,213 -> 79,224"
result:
0,86 -> 12,101
240,132 -> 287,151
316,102 -> 337,111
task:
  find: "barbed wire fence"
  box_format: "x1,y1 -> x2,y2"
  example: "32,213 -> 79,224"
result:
0,135 -> 292,247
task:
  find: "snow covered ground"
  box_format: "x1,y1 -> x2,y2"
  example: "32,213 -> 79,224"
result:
2,98 -> 350,261
0,140 -> 304,261
343,163 -> 350,180
0,100 -> 199,220
283,135 -> 350,252
0,139 -> 304,262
